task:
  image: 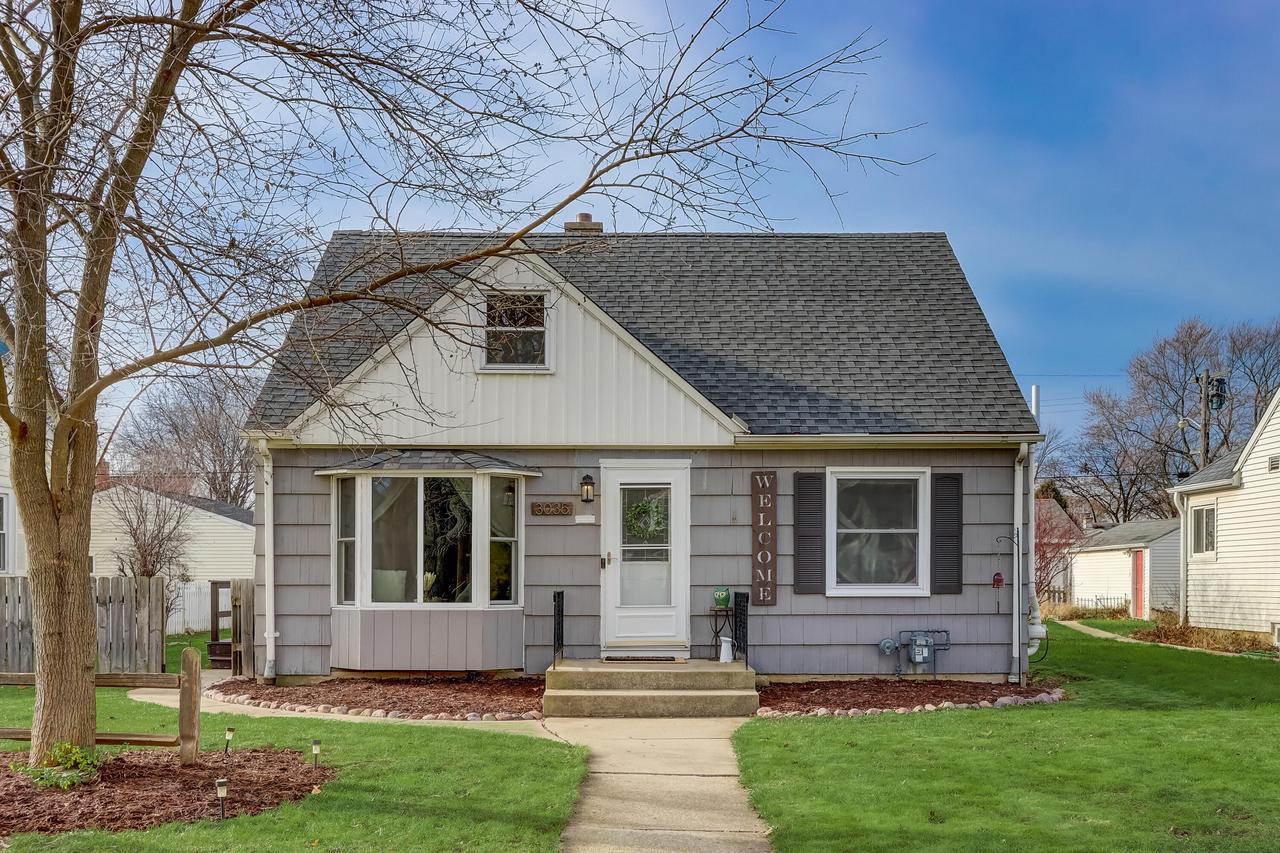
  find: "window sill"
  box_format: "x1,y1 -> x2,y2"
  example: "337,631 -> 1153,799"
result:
477,364 -> 554,375
1188,553 -> 1217,563
332,603 -> 524,612
826,586 -> 930,598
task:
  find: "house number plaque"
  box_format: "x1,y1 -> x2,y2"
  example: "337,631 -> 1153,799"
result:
751,471 -> 778,605
531,501 -> 574,517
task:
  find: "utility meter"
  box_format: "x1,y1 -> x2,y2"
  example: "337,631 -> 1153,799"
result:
910,633 -> 934,665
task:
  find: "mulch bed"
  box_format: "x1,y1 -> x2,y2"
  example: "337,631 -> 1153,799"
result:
759,678 -> 1055,712
215,675 -> 545,717
0,748 -> 334,835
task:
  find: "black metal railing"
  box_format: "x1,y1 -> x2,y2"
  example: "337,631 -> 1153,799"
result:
552,590 -> 565,666
732,591 -> 748,663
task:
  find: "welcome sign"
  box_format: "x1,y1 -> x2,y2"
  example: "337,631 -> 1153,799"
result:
751,471 -> 778,605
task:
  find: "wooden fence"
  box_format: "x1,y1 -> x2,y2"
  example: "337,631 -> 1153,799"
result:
0,576 -> 167,673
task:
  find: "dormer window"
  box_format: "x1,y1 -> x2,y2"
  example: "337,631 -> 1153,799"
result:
484,293 -> 546,367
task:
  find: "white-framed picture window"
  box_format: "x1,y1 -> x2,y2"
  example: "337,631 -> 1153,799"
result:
1190,504 -> 1216,558
825,468 -> 930,597
334,477 -> 356,604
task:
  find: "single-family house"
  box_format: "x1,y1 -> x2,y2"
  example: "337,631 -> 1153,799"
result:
1069,518 -> 1180,618
245,225 -> 1046,691
1169,390 -> 1280,642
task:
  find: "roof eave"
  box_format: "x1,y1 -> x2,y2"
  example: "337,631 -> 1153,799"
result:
733,432 -> 1044,449
1168,473 -> 1242,496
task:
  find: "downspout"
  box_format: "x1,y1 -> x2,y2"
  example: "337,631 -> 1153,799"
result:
1176,491 -> 1190,624
1026,387 -> 1047,656
1011,441 -> 1029,683
257,439 -> 278,681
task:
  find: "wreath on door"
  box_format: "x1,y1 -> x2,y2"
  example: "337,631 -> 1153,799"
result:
625,496 -> 668,540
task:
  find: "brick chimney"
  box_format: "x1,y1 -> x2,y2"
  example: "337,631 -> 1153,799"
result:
563,212 -> 604,234
95,459 -> 110,490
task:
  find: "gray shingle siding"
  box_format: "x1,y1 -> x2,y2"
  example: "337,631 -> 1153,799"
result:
249,232 -> 1037,436
256,445 -> 1030,678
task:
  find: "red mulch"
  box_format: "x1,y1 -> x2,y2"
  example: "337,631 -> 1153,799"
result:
216,675 -> 545,716
759,679 -> 1055,712
0,748 -> 334,835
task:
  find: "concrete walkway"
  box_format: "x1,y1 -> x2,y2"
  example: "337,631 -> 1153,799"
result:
544,718 -> 771,852
128,689 -> 771,850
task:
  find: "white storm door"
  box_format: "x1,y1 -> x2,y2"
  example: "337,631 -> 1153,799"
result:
600,461 -> 690,651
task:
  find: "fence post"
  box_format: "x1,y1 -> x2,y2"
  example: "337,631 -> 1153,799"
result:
178,646 -> 201,765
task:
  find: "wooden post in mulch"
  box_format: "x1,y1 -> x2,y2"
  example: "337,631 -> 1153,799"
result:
179,647 -> 201,765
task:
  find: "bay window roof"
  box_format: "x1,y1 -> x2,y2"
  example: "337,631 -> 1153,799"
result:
317,449 -> 541,476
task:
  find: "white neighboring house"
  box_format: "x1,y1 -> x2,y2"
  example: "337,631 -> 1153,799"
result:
0,431 -> 25,577
1169,391 -> 1280,641
1070,518 -> 1181,619
91,483 -> 255,632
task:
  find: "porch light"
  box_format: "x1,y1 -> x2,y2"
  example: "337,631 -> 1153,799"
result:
503,481 -> 516,507
312,738 -> 321,768
216,778 -> 229,819
580,474 -> 595,503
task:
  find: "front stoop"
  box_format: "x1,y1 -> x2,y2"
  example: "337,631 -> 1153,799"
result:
543,660 -> 760,718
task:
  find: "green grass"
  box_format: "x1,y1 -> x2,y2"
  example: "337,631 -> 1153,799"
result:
163,632 -> 211,674
1,687 -> 586,851
1078,617 -> 1156,637
734,621 -> 1280,852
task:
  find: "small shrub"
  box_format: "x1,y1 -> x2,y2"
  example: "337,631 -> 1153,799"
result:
11,742 -> 103,790
1044,602 -> 1129,622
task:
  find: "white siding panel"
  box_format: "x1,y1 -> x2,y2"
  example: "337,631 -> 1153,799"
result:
292,259 -> 738,447
1070,550 -> 1133,607
90,490 -> 254,582
1186,404 -> 1280,633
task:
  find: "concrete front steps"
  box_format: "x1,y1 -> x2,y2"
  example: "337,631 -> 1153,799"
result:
543,659 -> 760,718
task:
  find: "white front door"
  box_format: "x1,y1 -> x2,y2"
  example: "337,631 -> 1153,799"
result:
600,460 -> 691,654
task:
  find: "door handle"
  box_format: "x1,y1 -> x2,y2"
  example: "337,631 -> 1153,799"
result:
600,551 -> 612,570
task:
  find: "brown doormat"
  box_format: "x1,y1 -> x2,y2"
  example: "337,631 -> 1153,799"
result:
0,747 -> 334,835
600,656 -> 683,663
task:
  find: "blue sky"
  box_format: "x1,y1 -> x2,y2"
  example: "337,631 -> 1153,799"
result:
690,0 -> 1280,434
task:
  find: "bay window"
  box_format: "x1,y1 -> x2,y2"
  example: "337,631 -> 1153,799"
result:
826,468 -> 930,596
332,473 -> 520,608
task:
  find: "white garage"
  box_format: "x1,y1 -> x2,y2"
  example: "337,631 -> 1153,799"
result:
1070,518 -> 1181,619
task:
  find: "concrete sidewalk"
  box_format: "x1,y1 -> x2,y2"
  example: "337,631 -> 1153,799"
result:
544,718 -> 772,852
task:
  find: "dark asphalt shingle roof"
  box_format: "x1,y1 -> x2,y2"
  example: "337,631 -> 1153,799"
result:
1173,449 -> 1242,490
249,232 -> 1038,436
158,491 -> 255,526
322,449 -> 539,474
1074,518 -> 1180,553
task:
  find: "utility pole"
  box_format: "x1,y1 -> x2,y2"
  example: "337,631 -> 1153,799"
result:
1198,368 -> 1210,470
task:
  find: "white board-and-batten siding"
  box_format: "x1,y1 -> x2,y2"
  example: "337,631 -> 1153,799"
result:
290,257 -> 738,448
254,446 -> 1031,678
1185,402 -> 1280,635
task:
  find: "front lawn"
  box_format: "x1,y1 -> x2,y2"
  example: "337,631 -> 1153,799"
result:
1078,617 -> 1154,636
0,686 -> 586,850
734,621 -> 1280,852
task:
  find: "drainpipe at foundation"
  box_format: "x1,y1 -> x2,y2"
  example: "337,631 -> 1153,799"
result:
1010,441 -> 1029,683
1176,491 -> 1190,624
258,439 -> 278,682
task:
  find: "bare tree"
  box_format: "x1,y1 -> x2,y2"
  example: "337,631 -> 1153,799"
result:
1063,390 -> 1173,524
1034,498 -> 1081,600
99,481 -> 192,615
0,1 -> 911,758
116,376 -> 259,508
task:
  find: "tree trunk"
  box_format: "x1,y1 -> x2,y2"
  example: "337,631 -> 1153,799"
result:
27,548 -> 98,761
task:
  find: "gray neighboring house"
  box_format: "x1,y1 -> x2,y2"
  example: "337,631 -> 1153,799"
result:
246,225 -> 1044,683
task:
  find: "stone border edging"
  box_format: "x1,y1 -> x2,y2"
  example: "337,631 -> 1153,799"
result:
755,687 -> 1066,718
204,677 -> 543,722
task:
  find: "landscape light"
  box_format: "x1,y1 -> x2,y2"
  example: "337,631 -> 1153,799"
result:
216,778 -> 229,820
224,727 -> 235,755
312,739 -> 321,768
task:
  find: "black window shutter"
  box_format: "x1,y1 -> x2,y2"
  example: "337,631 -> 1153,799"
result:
793,472 -> 825,594
931,473 -> 963,594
